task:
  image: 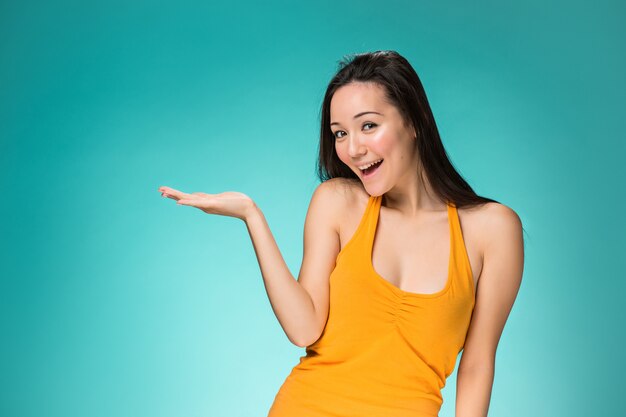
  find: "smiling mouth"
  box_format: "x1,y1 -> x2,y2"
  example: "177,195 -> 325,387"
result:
360,159 -> 383,176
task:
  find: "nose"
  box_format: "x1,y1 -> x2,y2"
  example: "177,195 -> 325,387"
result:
347,132 -> 366,159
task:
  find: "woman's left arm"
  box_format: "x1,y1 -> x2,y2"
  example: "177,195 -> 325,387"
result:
455,203 -> 525,417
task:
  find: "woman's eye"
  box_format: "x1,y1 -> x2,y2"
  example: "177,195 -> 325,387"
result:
333,123 -> 376,139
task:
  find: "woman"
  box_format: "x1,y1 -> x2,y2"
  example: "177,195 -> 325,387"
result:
158,50 -> 525,417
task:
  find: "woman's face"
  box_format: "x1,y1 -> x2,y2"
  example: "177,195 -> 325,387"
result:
330,82 -> 417,195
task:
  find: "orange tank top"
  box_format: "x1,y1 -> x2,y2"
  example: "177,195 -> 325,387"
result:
268,194 -> 476,417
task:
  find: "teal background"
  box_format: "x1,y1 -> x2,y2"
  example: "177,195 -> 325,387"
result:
1,1 -> 624,416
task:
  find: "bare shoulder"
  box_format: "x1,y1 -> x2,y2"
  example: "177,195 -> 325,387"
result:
457,201 -> 524,368
315,177 -> 369,211
464,201 -> 523,258
463,201 -> 521,227
480,202 -> 523,238
316,177 -> 366,199
313,177 -> 368,229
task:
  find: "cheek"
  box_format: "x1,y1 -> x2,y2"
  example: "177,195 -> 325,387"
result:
335,142 -> 349,163
369,131 -> 395,155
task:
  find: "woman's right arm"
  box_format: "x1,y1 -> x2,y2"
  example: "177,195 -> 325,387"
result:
158,180 -> 344,347
243,179 -> 343,347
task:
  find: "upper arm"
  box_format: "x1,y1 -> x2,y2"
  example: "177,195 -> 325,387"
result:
459,203 -> 525,371
296,178 -> 347,346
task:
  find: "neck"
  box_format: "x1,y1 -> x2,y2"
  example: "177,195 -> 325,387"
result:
381,168 -> 446,216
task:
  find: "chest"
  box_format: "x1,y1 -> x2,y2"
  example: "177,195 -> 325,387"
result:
339,205 -> 483,295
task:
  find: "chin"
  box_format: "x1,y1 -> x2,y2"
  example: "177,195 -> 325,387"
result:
362,185 -> 385,198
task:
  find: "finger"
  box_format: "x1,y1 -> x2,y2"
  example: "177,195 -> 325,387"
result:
158,186 -> 178,193
162,191 -> 180,200
179,195 -> 209,205
177,199 -> 197,206
161,188 -> 194,201
159,186 -> 186,196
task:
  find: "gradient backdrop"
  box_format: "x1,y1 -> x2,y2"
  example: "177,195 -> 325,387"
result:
1,1 -> 624,416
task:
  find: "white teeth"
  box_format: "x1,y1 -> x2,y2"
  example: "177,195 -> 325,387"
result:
358,159 -> 383,170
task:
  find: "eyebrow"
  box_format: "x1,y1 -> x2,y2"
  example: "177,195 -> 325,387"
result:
330,111 -> 383,127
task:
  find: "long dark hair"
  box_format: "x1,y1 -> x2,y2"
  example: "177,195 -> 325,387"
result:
316,50 -> 498,209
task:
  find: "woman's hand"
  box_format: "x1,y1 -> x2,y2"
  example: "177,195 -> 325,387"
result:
158,185 -> 257,221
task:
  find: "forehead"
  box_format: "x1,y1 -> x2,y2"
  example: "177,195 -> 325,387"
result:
330,82 -> 389,115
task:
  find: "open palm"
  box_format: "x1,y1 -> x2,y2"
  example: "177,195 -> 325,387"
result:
158,186 -> 255,221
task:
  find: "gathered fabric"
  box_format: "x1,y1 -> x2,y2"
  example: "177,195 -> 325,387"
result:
268,195 -> 476,417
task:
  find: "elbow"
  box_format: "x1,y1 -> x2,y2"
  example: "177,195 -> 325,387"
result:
291,336 -> 310,348
288,332 -> 307,348
292,339 -> 308,348
291,335 -> 314,348
292,328 -> 322,348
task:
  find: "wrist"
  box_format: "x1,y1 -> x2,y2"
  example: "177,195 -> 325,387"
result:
243,200 -> 262,223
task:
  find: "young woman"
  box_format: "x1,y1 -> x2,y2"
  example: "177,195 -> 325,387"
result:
158,50 -> 525,417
